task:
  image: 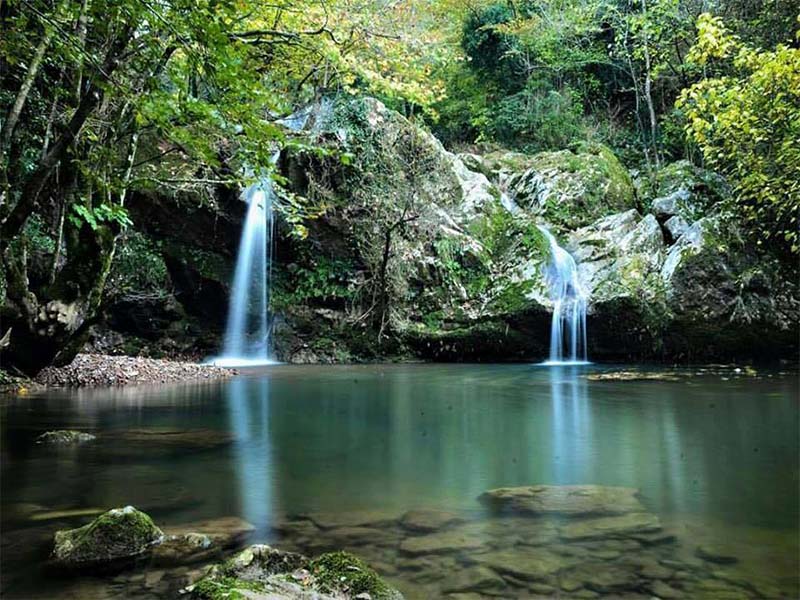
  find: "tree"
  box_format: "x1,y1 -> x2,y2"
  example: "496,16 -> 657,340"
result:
0,0 -> 453,373
678,13 -> 800,255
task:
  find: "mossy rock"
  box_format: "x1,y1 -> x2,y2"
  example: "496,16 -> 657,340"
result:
404,319 -> 544,362
36,430 -> 96,444
308,551 -> 402,599
188,545 -> 403,599
653,160 -> 729,203
505,143 -> 636,229
51,506 -> 164,569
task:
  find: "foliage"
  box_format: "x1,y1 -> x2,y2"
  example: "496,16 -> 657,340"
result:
105,232 -> 170,300
678,14 -> 800,255
492,81 -> 587,152
273,254 -> 355,309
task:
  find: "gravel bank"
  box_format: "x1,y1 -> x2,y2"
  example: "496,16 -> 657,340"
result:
36,354 -> 236,387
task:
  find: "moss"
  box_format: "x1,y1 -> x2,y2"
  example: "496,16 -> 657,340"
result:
308,551 -> 395,599
52,506 -> 163,567
653,160 -> 730,204
191,576 -> 266,600
509,144 -> 636,229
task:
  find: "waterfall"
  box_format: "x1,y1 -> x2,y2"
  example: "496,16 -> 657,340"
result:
211,179 -> 276,367
538,226 -> 589,365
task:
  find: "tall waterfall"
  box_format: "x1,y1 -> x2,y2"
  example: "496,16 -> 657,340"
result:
538,226 -> 589,365
211,180 -> 276,367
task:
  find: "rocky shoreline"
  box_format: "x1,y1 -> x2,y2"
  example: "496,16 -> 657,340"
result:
33,353 -> 235,388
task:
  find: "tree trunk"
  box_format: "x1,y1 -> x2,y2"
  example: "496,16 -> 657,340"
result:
0,25 -> 55,160
0,24 -> 133,245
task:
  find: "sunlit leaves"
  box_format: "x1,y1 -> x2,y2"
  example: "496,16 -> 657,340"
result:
678,14 -> 800,255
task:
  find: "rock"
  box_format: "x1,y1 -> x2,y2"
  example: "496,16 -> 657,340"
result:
188,545 -> 404,599
475,548 -> 567,581
639,561 -> 674,580
559,512 -> 662,541
400,509 -> 464,533
51,506 -> 164,569
695,544 -> 739,565
398,528 -> 485,556
652,189 -> 693,221
651,160 -> 729,210
586,371 -> 680,382
36,430 -> 96,444
529,582 -> 558,595
304,509 -> 400,530
563,562 -> 639,593
164,516 -> 255,548
114,428 -> 234,453
151,533 -> 218,566
649,579 -> 684,598
479,484 -> 645,516
441,566 -> 506,593
689,578 -> 751,599
503,143 -> 636,229
310,553 -> 404,600
664,215 -> 689,240
325,526 -> 400,547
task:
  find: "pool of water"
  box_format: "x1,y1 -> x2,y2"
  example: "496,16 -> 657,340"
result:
1,363 -> 798,598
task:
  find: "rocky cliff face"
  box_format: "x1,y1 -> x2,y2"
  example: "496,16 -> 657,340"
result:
95,97 -> 797,364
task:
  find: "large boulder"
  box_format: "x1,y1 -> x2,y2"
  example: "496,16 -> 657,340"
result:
51,506 -> 164,570
502,144 -> 637,229
479,485 -> 645,516
566,204 -> 798,360
660,216 -> 799,359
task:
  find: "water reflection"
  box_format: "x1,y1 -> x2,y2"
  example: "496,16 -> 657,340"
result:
227,377 -> 274,537
548,365 -> 591,484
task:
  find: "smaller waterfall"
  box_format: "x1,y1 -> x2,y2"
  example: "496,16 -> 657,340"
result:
538,226 -> 589,365
211,180 -> 276,367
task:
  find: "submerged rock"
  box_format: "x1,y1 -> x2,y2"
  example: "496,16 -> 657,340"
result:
559,512 -> 662,541
400,509 -> 464,533
36,430 -> 96,444
479,485 -> 645,516
151,533 -> 218,566
187,544 -> 403,599
163,515 -> 255,549
696,544 -> 739,565
303,509 -> 401,530
475,547 -> 567,581
114,428 -> 234,453
51,506 -> 164,569
586,371 -> 681,382
398,527 -> 485,556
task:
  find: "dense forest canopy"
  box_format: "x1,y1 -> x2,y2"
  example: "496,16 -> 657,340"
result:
0,0 -> 798,373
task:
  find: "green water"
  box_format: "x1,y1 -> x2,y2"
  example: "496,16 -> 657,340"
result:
1,364 -> 798,598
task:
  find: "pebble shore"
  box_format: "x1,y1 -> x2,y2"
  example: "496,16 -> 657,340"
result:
35,353 -> 236,387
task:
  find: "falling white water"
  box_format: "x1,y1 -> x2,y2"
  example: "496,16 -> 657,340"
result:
538,225 -> 589,365
210,180 -> 276,367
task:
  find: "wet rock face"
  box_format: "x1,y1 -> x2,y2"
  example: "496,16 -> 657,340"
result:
51,506 -> 164,570
502,144 -> 636,229
565,204 -> 799,360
